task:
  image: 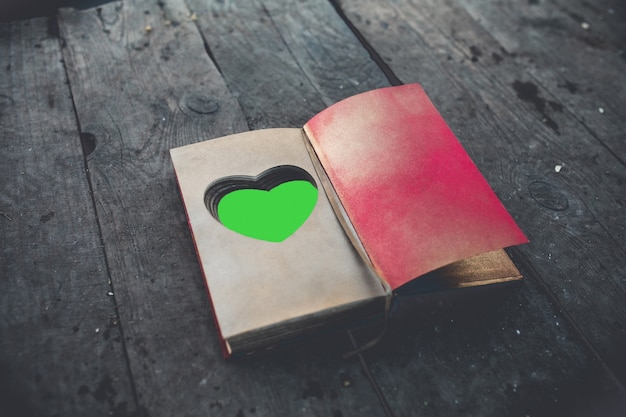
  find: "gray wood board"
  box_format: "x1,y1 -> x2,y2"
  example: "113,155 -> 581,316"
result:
453,0 -> 626,381
0,17 -> 137,417
458,0 -> 625,165
191,0 -> 626,415
186,0 -> 390,129
57,0 -> 386,416
4,0 -> 625,415
339,0 -> 626,402
377,277 -> 626,417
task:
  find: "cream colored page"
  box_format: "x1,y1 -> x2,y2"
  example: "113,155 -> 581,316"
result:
170,129 -> 385,341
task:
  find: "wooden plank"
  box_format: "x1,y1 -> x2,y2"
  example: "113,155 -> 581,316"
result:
447,0 -> 626,382
187,0 -> 390,129
187,0 -> 626,415
0,17 -> 137,417
339,0 -> 626,403
458,0 -> 625,168
3,0 -> 625,416
372,277 -> 626,417
57,1 -> 386,416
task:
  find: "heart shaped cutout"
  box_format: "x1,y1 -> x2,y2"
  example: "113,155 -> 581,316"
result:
205,166 -> 318,242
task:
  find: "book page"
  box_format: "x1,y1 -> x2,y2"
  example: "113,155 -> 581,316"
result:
170,129 -> 386,353
304,84 -> 528,290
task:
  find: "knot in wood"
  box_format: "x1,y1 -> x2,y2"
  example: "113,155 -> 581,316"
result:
180,92 -> 219,115
529,181 -> 568,211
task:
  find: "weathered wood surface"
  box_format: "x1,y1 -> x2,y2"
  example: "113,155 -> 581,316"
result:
459,0 -> 626,159
186,0 -> 390,129
455,0 -> 626,381
1,0 -> 625,416
339,0 -> 626,391
0,17 -> 135,417
55,1 -> 386,416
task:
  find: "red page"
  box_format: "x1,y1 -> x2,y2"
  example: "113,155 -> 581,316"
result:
304,84 -> 528,290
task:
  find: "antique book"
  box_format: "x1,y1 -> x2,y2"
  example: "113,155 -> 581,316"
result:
170,84 -> 528,357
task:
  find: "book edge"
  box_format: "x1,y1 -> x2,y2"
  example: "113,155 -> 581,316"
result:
170,148 -> 233,358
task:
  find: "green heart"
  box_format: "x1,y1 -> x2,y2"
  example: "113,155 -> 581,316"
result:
215,177 -> 318,243
217,180 -> 317,242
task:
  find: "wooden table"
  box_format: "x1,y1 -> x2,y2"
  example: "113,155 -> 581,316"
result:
1,1 -> 625,416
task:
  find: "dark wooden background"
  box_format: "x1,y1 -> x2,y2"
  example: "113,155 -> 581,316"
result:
1,0 -> 625,416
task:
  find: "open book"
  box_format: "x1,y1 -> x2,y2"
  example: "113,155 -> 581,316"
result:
170,84 -> 528,357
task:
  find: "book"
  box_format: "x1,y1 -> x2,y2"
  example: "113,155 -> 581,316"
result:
169,84 -> 528,357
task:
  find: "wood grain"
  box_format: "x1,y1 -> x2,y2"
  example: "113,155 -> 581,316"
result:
339,0 -> 626,403
458,0 -> 625,163
0,17 -> 136,417
190,0 -> 626,415
374,276 -> 626,417
58,0 -> 386,416
3,0 -> 626,415
187,0 -> 390,128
